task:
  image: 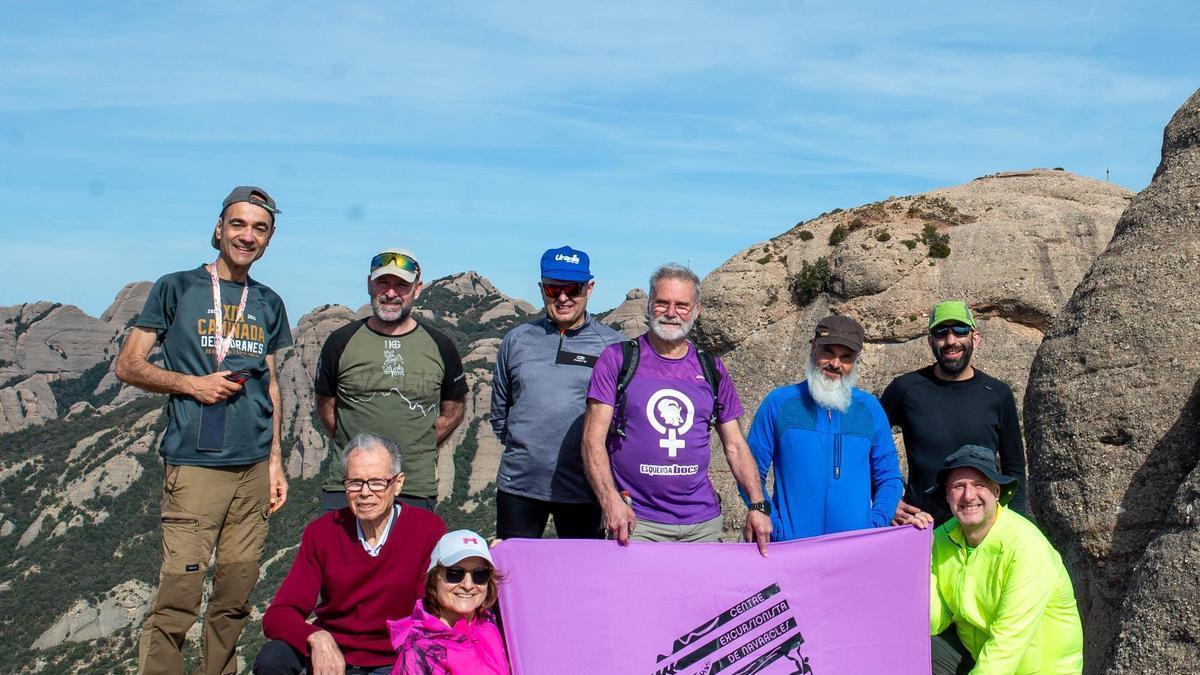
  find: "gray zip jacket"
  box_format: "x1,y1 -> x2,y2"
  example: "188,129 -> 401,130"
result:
490,314 -> 624,502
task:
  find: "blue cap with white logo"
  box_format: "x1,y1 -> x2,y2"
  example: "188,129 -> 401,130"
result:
540,246 -> 593,282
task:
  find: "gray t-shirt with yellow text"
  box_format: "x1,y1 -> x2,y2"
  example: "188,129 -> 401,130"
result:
136,265 -> 292,467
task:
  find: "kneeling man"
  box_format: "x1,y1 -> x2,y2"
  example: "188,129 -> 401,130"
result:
255,432 -> 446,674
927,445 -> 1083,675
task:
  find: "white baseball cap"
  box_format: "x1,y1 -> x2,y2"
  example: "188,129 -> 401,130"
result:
427,529 -> 493,572
369,248 -> 421,283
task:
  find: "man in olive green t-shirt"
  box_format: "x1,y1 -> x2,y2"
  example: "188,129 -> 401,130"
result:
315,248 -> 467,511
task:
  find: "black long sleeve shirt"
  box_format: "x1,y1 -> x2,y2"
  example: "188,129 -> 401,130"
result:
881,366 -> 1027,525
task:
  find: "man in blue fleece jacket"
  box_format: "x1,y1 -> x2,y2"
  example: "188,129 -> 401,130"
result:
745,315 -> 902,540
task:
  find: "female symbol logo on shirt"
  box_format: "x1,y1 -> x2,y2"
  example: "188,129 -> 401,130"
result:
645,389 -> 695,457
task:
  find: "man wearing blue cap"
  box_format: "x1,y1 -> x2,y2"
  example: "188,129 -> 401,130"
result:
489,246 -> 624,539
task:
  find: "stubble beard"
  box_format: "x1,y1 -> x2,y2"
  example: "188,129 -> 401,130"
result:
372,296 -> 413,325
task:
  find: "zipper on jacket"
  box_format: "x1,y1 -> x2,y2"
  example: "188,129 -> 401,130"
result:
834,433 -> 842,479
825,409 -> 842,480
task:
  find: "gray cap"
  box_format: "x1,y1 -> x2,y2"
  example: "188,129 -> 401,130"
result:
812,315 -> 865,353
212,186 -> 280,250
926,444 -> 1018,506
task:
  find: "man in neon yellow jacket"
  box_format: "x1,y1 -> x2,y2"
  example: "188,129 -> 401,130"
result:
923,445 -> 1083,675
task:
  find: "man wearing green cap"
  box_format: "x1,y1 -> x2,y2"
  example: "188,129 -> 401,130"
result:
923,445 -> 1083,674
881,300 -> 1026,528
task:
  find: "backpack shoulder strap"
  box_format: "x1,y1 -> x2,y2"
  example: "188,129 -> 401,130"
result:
694,345 -> 722,428
610,339 -> 641,437
615,339 -> 640,401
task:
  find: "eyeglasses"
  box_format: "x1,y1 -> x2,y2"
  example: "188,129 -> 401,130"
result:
442,566 -> 492,585
540,282 -> 587,299
931,325 -> 972,338
370,252 -> 420,275
652,300 -> 694,316
341,474 -> 399,493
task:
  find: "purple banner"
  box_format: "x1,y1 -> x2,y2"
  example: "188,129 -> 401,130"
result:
492,526 -> 932,674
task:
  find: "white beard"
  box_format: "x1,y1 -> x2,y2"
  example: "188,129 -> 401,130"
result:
805,356 -> 858,413
648,314 -> 695,342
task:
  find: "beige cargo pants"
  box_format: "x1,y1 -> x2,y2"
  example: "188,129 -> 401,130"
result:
138,462 -> 270,675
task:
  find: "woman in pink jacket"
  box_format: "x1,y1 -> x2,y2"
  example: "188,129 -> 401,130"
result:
389,529 -> 510,674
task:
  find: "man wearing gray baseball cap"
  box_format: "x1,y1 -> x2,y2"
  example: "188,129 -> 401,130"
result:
116,186 -> 291,674
923,445 -> 1082,674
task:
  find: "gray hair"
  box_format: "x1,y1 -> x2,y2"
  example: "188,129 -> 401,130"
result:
343,431 -> 403,475
648,263 -> 701,304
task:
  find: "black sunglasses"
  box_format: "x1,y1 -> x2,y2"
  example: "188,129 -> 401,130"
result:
931,325 -> 972,338
443,566 -> 492,585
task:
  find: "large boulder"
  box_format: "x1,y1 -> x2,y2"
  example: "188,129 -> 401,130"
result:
1024,89 -> 1200,674
701,169 -> 1132,409
698,169 -> 1132,534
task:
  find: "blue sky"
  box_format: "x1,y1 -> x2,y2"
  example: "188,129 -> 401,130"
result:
1,1 -> 1197,320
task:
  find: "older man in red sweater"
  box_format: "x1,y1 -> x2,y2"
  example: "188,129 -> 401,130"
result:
255,432 -> 446,675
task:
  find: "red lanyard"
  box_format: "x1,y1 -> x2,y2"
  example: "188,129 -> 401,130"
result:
208,259 -> 249,368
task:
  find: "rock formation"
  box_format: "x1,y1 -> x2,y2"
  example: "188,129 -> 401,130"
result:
275,303 -> 358,480
31,580 -> 155,649
698,169 -> 1132,530
601,288 -> 650,338
0,282 -> 153,433
1024,90 -> 1200,674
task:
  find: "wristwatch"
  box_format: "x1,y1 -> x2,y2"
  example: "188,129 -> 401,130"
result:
748,500 -> 772,516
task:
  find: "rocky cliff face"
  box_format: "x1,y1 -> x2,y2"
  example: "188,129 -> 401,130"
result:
1025,90 -> 1200,674
0,281 -> 152,434
698,169 -> 1132,530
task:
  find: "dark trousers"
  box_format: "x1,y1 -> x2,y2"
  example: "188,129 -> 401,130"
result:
252,639 -> 392,675
931,628 -> 974,675
320,490 -> 436,513
496,489 -> 603,539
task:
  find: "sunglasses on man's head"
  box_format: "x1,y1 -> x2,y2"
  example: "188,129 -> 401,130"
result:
932,325 -> 973,338
540,282 -> 586,299
370,252 -> 420,275
443,566 -> 491,585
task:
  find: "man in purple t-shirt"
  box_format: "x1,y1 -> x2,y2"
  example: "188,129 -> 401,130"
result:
582,263 -> 772,555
